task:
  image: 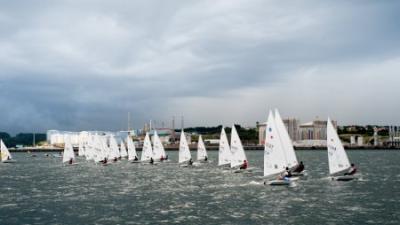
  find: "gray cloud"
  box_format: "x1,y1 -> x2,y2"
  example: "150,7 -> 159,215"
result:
1,0 -> 400,134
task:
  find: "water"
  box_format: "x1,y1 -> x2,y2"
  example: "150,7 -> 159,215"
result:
0,150 -> 399,225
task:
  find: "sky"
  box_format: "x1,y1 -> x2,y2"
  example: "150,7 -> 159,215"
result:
1,0 -> 400,134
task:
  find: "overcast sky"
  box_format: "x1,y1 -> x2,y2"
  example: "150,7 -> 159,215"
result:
1,0 -> 400,134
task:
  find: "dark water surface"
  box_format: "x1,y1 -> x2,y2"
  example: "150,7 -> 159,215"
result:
0,150 -> 399,225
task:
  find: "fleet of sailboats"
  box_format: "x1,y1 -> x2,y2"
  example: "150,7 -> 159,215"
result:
1,109 -> 358,185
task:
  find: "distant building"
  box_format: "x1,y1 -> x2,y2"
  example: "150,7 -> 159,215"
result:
257,118 -> 338,147
298,119 -> 336,141
283,118 -> 300,141
149,128 -> 174,144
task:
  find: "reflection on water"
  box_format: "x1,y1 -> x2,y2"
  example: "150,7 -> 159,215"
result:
0,150 -> 399,225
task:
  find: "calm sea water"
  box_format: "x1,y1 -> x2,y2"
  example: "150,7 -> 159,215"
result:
0,150 -> 399,225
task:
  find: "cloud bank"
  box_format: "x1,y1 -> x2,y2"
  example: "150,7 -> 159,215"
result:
1,0 -> 400,133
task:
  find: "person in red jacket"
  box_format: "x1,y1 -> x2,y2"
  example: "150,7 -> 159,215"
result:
240,160 -> 248,170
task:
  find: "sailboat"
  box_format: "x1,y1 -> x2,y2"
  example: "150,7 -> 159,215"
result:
120,139 -> 128,159
230,125 -> 248,172
152,131 -> 167,161
109,136 -> 121,162
127,136 -> 139,162
79,139 -> 86,157
178,130 -> 192,167
327,118 -> 355,181
141,133 -> 154,163
1,139 -> 15,163
264,110 -> 297,185
218,127 -> 231,167
63,137 -> 77,165
196,135 -> 208,162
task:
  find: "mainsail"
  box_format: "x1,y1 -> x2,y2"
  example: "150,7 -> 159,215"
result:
141,133 -> 153,162
218,127 -> 231,166
127,136 -> 138,161
264,110 -> 288,177
197,135 -> 208,161
327,118 -> 351,175
62,137 -> 75,163
179,131 -> 191,163
274,109 -> 298,168
0,139 -> 12,162
153,131 -> 166,161
230,125 -> 247,168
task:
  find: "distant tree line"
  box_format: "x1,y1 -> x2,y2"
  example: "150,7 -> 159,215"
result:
0,132 -> 46,147
338,125 -> 389,136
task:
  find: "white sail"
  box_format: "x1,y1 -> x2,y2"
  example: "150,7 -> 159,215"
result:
152,131 -> 166,161
274,109 -> 298,168
327,118 -> 351,175
218,127 -> 231,166
127,136 -> 138,161
0,139 -> 12,162
109,136 -> 120,160
230,125 -> 247,168
264,110 -> 288,177
120,139 -> 128,158
94,135 -> 106,162
62,137 -> 75,163
179,131 -> 191,163
78,139 -> 85,156
197,135 -> 208,161
141,133 -> 153,162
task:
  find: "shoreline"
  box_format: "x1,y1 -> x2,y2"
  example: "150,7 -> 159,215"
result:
9,146 -> 400,152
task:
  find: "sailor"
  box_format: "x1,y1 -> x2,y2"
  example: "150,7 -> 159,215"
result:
165,155 -> 169,160
150,157 -> 154,164
102,158 -> 108,164
279,167 -> 292,180
292,161 -> 305,173
134,156 -> 139,161
188,158 -> 193,166
69,158 -> 73,164
344,163 -> 357,176
204,156 -> 208,161
239,160 -> 248,170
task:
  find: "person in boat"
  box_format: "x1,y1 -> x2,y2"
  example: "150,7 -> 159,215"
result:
344,163 -> 357,176
134,156 -> 139,161
204,156 -> 208,161
150,157 -> 154,164
188,158 -> 193,166
165,155 -> 168,160
102,158 -> 108,164
113,157 -> 118,162
292,161 -> 305,173
160,155 -> 165,161
68,158 -> 73,164
239,160 -> 248,170
279,167 -> 292,180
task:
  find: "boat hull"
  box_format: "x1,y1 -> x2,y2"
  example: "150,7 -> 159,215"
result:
332,175 -> 355,181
